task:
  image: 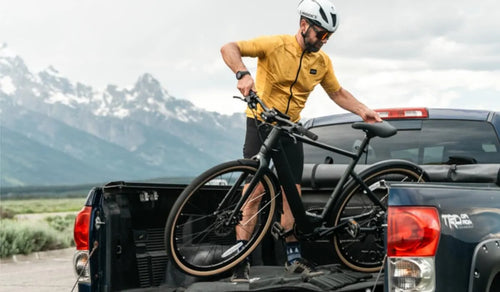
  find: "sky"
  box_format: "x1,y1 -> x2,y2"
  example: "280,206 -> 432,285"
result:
1,0 -> 500,119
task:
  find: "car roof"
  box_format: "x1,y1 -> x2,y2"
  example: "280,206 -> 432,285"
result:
304,108 -> 498,128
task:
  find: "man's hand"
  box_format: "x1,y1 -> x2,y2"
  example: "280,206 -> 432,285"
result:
237,75 -> 256,97
221,42 -> 256,96
361,109 -> 382,123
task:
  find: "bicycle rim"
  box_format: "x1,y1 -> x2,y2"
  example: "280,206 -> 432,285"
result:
166,161 -> 277,276
332,166 -> 425,272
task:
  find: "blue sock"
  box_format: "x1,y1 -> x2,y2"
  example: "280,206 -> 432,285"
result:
286,241 -> 301,264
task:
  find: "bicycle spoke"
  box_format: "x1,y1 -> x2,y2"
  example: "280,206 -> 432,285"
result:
242,193 -> 272,226
175,220 -> 219,243
166,161 -> 276,275
333,166 -> 425,272
176,213 -> 211,227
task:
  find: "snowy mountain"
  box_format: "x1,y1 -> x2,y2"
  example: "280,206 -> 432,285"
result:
0,43 -> 245,187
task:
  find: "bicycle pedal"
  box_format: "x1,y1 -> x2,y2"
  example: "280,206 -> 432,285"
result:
271,222 -> 284,240
346,219 -> 360,238
271,222 -> 293,240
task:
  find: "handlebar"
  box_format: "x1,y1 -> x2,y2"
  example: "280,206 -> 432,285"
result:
234,91 -> 319,141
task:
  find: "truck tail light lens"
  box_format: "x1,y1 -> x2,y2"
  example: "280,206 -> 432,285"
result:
376,108 -> 429,119
73,250 -> 90,281
389,257 -> 435,291
73,206 -> 92,282
387,207 -> 440,291
387,206 -> 440,257
74,206 -> 91,250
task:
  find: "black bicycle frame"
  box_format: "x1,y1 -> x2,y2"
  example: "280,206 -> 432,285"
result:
233,125 -> 386,238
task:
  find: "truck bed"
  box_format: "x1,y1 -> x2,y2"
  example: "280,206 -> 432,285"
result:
164,264 -> 380,292
91,182 -> 383,291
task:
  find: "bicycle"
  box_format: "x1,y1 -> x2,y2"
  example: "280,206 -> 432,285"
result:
164,92 -> 427,277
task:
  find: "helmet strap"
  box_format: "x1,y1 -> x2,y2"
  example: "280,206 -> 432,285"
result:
301,26 -> 317,53
300,25 -> 313,53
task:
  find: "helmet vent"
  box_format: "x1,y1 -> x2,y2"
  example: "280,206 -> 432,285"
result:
330,13 -> 337,27
298,0 -> 338,32
319,7 -> 328,23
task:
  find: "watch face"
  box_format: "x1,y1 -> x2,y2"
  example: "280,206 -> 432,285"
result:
236,71 -> 249,80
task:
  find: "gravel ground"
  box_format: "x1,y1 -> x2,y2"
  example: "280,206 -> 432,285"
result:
0,247 -> 77,292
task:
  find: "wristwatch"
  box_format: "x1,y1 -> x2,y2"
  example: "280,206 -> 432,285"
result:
236,71 -> 250,80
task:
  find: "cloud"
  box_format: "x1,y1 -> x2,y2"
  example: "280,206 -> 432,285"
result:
183,87 -> 248,115
330,0 -> 500,70
1,0 -> 499,117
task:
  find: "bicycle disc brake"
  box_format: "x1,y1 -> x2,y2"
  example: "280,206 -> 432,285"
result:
214,210 -> 242,236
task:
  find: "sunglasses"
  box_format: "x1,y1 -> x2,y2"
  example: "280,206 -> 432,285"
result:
308,23 -> 332,41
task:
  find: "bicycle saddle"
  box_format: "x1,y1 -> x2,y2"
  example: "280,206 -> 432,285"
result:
352,121 -> 397,138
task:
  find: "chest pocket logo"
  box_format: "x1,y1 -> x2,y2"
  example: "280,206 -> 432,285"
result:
310,69 -> 317,75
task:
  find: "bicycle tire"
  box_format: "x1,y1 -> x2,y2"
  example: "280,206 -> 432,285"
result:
164,159 -> 278,277
331,160 -> 427,272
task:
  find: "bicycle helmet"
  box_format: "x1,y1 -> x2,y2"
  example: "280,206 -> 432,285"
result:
297,0 -> 339,33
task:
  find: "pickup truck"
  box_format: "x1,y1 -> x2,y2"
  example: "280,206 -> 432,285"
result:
73,107 -> 500,292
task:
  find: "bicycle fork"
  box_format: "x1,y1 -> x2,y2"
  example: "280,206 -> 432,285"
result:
219,161 -> 271,227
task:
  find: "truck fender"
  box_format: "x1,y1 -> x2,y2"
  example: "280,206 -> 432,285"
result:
468,238 -> 500,292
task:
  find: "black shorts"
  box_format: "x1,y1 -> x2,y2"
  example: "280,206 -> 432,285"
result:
243,118 -> 304,183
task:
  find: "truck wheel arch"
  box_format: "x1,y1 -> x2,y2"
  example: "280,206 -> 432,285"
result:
469,238 -> 500,292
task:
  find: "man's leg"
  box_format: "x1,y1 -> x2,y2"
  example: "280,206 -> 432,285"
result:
232,118 -> 266,282
235,183 -> 265,240
281,184 -> 301,263
281,184 -> 301,242
281,184 -> 323,276
231,183 -> 264,283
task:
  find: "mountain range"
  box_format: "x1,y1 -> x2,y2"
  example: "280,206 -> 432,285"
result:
0,43 -> 245,187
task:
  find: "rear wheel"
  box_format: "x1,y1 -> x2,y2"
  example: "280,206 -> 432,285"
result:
164,159 -> 277,277
332,161 -> 426,272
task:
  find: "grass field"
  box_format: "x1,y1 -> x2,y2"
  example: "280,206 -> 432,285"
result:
0,197 -> 86,257
0,197 -> 86,218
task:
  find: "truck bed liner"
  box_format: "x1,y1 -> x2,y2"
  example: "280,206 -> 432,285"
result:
161,264 -> 381,292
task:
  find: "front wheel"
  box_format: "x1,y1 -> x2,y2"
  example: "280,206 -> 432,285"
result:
331,160 -> 427,272
164,159 -> 278,277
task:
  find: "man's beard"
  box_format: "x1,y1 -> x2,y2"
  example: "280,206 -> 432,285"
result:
305,39 -> 323,53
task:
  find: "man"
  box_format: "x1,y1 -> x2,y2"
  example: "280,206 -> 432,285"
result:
220,0 -> 382,282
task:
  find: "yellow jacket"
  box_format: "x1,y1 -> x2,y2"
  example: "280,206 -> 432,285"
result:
237,34 -> 341,122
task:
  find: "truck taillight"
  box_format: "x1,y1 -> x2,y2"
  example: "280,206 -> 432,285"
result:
387,206 -> 440,292
376,108 -> 429,119
73,206 -> 92,282
388,206 -> 440,257
74,206 -> 91,250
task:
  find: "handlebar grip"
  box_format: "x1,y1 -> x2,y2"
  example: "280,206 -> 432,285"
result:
297,126 -> 318,141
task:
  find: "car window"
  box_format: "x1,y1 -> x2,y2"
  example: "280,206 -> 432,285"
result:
303,120 -> 500,165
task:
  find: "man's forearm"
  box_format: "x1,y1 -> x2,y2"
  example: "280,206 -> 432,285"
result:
329,87 -> 367,115
221,42 -> 248,73
329,87 -> 381,123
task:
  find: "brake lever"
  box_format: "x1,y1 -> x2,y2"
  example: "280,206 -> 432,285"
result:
234,95 -> 259,110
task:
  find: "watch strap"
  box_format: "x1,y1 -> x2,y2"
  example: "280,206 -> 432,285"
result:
236,71 -> 251,80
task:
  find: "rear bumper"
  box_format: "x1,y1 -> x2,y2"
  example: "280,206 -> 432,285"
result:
77,282 -> 91,292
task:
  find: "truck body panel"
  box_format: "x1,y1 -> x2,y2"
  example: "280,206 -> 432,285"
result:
82,183 -> 387,292
73,108 -> 500,291
388,183 -> 500,291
